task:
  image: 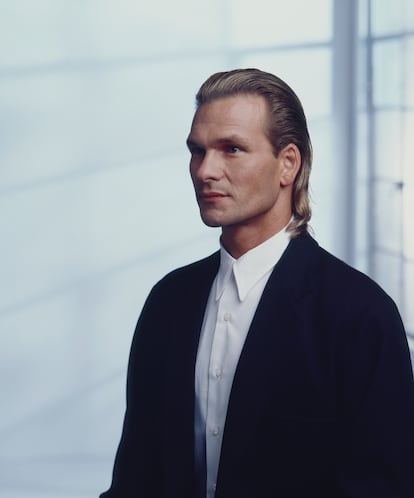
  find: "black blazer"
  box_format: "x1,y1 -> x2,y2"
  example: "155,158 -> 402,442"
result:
101,233 -> 414,498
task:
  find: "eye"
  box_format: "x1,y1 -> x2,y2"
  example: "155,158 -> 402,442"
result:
226,145 -> 241,154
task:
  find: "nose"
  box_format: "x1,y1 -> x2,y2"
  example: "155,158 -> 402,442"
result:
191,150 -> 222,183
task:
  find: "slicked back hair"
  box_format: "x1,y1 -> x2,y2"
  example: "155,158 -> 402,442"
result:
195,68 -> 312,237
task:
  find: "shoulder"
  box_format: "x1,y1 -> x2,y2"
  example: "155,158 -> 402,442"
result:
132,251 -> 220,340
320,246 -> 394,309
146,251 -> 220,303
158,251 -> 219,286
290,233 -> 399,317
288,235 -> 408,376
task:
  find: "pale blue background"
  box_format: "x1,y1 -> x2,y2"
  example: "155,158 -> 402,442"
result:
1,1 -> 413,496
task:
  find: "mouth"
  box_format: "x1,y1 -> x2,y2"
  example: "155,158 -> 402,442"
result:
197,192 -> 227,204
198,192 -> 227,203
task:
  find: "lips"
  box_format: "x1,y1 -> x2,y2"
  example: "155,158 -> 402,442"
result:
198,191 -> 227,202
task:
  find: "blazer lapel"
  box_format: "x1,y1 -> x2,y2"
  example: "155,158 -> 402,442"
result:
229,233 -> 317,392
217,234 -> 320,484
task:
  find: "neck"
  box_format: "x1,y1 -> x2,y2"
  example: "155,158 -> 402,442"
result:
221,215 -> 291,259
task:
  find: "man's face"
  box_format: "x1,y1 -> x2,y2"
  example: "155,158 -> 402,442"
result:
187,94 -> 295,237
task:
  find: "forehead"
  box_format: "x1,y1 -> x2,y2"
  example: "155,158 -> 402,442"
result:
189,94 -> 269,140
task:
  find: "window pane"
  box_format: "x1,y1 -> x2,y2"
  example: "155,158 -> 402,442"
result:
374,179 -> 403,254
371,0 -> 405,35
403,112 -> 414,186
371,0 -> 414,34
373,39 -> 404,107
404,36 -> 414,107
374,111 -> 403,182
403,185 -> 414,259
229,0 -> 332,48
374,251 -> 403,305
404,261 -> 414,334
406,1 -> 414,30
402,111 -> 414,261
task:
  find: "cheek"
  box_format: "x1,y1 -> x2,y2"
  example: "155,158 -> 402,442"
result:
252,175 -> 281,207
246,168 -> 277,194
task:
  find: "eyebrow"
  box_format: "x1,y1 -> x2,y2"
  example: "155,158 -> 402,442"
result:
186,134 -> 250,149
216,135 -> 250,147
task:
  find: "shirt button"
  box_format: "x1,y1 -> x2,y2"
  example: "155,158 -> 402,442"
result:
214,367 -> 222,378
223,312 -> 232,322
212,426 -> 220,436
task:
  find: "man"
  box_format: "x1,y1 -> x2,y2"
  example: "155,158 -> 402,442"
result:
101,69 -> 414,498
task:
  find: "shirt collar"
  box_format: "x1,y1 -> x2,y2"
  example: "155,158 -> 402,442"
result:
215,225 -> 291,302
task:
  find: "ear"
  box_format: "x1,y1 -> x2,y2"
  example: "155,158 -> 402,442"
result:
278,143 -> 301,187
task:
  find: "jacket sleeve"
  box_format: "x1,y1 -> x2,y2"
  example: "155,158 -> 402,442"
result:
100,281 -> 168,498
336,295 -> 414,498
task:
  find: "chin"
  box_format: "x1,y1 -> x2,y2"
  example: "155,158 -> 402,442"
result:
199,212 -> 223,228
201,218 -> 222,228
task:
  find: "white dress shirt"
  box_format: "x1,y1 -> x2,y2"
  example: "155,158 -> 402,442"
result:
194,226 -> 291,498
